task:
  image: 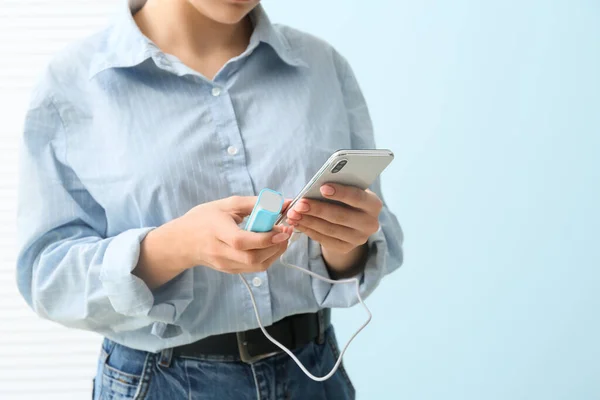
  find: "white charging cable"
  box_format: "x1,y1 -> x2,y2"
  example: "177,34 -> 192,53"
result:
237,231 -> 372,381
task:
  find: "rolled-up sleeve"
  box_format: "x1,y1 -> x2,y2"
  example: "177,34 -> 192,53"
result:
16,76 -> 193,337
308,51 -> 404,308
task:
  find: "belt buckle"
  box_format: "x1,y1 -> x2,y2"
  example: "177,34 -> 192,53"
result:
236,332 -> 279,364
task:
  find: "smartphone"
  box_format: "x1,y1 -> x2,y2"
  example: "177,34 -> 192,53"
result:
275,149 -> 394,225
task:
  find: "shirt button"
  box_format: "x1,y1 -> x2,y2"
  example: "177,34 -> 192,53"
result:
211,87 -> 222,96
252,277 -> 262,287
227,146 -> 238,155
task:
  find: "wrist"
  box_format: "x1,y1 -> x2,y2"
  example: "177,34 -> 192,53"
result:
141,217 -> 197,272
165,216 -> 201,269
134,221 -> 192,290
321,242 -> 368,279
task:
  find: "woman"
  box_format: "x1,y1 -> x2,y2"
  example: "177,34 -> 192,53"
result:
16,0 -> 403,398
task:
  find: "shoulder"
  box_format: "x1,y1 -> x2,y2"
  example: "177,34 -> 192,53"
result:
273,24 -> 351,74
24,29 -> 107,143
31,27 -> 110,107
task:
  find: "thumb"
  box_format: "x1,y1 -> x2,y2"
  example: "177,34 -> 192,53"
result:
222,195 -> 259,217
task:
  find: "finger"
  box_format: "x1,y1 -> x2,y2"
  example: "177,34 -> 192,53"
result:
212,244 -> 287,274
211,258 -> 250,274
294,224 -> 353,254
208,242 -> 251,273
272,221 -> 294,236
214,258 -> 272,274
292,214 -> 367,246
320,184 -> 383,215
220,227 -> 290,251
261,243 -> 290,270
209,240 -> 288,274
229,242 -> 288,272
291,199 -> 371,229
286,207 -> 303,222
246,241 -> 288,265
278,224 -> 295,236
271,224 -> 287,233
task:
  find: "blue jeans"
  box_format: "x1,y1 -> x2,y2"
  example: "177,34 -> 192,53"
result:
93,326 -> 355,399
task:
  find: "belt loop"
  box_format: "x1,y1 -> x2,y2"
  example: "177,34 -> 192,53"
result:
158,347 -> 173,368
317,309 -> 325,345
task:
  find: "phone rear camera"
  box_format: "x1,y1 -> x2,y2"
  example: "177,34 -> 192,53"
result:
331,160 -> 347,174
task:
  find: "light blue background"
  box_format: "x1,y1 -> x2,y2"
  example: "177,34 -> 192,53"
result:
264,0 -> 600,399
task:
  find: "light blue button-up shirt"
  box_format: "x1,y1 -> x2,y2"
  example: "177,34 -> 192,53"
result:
16,1 -> 403,352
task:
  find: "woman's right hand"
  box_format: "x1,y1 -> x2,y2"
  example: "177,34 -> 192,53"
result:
175,195 -> 293,274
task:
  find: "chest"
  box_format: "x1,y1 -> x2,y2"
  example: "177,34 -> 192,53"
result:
66,59 -> 351,227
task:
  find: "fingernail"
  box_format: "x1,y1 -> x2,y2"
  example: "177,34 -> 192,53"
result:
321,185 -> 335,196
272,232 -> 290,243
295,202 -> 310,212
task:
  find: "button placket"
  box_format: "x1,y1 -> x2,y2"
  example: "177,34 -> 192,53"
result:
207,82 -> 274,326
243,271 -> 271,325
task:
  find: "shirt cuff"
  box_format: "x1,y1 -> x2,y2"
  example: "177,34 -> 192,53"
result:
99,227 -> 194,338
308,227 -> 387,308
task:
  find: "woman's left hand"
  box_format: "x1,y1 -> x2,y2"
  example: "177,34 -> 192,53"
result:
285,183 -> 382,256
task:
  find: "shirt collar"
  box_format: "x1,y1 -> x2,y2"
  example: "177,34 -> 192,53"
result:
247,5 -> 307,68
89,1 -> 306,79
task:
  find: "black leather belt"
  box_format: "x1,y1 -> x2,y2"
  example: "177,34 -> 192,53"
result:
172,309 -> 331,364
